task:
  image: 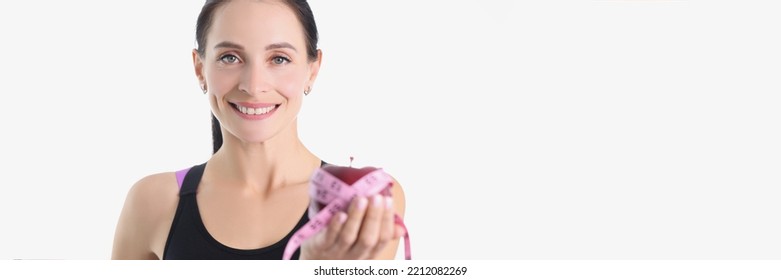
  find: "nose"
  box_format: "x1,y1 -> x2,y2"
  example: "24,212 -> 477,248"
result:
238,61 -> 272,95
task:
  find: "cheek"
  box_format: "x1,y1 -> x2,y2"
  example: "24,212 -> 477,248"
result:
273,69 -> 307,99
206,70 -> 240,98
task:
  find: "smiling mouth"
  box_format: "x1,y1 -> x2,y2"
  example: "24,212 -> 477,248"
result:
229,102 -> 280,115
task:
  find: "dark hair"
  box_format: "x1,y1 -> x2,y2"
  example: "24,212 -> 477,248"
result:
195,0 -> 319,154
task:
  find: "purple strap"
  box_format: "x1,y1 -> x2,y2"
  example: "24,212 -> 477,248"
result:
175,167 -> 191,189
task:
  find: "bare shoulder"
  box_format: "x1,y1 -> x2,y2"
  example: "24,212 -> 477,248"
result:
127,173 -> 180,209
112,172 -> 180,259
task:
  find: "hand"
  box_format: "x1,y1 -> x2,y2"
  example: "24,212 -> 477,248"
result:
299,195 -> 403,260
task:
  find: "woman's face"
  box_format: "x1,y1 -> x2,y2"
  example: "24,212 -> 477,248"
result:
194,0 -> 320,144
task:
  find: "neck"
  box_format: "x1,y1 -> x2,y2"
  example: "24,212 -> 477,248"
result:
208,121 -> 320,193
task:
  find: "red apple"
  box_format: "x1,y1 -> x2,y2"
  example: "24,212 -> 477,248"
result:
310,159 -> 393,215
321,164 -> 381,185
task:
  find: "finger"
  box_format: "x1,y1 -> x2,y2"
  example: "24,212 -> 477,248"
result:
394,224 -> 406,239
321,211 -> 347,249
367,196 -> 395,257
333,196 -> 368,253
348,195 -> 386,259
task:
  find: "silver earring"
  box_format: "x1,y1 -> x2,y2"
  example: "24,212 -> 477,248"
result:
304,87 -> 311,96
200,84 -> 207,94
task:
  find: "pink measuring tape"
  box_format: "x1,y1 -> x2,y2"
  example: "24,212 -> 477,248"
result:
283,166 -> 412,260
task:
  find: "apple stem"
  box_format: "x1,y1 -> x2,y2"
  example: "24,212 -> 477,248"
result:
349,156 -> 354,167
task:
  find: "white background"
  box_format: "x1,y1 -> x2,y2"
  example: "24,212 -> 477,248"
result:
0,0 -> 779,260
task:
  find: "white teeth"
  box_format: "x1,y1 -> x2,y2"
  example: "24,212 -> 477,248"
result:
235,104 -> 275,115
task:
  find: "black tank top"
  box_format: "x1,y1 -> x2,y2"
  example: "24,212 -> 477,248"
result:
163,161 -> 324,260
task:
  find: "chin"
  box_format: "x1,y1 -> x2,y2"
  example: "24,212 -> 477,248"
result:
236,131 -> 279,144
219,112 -> 295,145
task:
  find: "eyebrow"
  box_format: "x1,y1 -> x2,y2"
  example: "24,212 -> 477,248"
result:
214,41 -> 244,50
265,42 -> 297,52
213,41 -> 297,52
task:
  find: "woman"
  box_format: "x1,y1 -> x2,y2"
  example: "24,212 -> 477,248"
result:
112,0 -> 406,260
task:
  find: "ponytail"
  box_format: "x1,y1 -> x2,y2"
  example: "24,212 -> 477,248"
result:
211,113 -> 223,154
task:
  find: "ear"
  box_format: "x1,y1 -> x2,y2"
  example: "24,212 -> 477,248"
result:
306,49 -> 323,91
192,49 -> 205,86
